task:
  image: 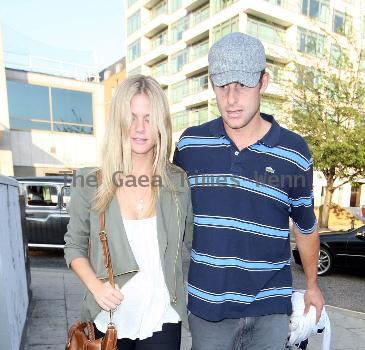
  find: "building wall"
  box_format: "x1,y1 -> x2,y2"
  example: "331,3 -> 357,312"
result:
0,27 -> 14,176
101,58 -> 126,120
5,69 -> 105,176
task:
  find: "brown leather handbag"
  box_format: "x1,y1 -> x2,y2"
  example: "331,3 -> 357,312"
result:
65,170 -> 118,350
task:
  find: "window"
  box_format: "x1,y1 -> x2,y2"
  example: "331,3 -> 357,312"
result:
170,0 -> 182,12
189,39 -> 209,61
127,10 -> 141,35
6,80 -> 93,134
297,27 -> 325,57
330,44 -> 341,66
171,111 -> 188,131
51,88 -> 93,134
61,186 -> 71,207
247,18 -> 286,46
209,99 -> 220,119
212,16 -> 239,43
128,39 -> 141,62
171,49 -> 188,74
151,29 -> 168,48
212,0 -> 237,14
128,66 -> 142,76
7,81 -> 51,130
333,11 -> 352,36
189,73 -> 209,94
360,51 -> 365,72
191,3 -> 210,27
171,17 -> 188,43
171,81 -> 187,104
26,185 -> 58,207
190,106 -> 208,126
151,59 -> 168,77
266,62 -> 285,83
128,0 -> 138,7
151,1 -> 167,18
261,97 -> 281,119
301,0 -> 329,23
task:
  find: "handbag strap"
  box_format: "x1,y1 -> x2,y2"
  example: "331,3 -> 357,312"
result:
96,169 -> 115,289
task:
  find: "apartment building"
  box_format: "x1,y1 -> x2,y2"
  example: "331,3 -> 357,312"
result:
124,0 -> 365,209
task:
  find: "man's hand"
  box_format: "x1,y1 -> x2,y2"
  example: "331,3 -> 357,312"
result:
304,285 -> 324,323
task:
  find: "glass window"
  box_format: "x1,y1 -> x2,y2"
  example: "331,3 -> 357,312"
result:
191,3 -> 210,27
127,10 -> 141,35
212,16 -> 239,42
301,0 -> 329,23
261,97 -> 281,118
171,49 -> 188,74
52,88 -> 93,125
151,1 -> 167,18
212,0 -> 237,14
360,51 -> 365,72
190,106 -> 208,126
151,59 -> 168,77
170,0 -> 182,12
171,110 -> 188,131
171,81 -> 187,103
128,66 -> 142,76
330,44 -> 341,66
297,27 -> 325,57
171,16 -> 188,43
151,29 -> 168,48
266,62 -> 285,83
189,73 -> 209,94
128,39 -> 141,62
128,0 -> 138,7
61,186 -> 71,207
209,99 -> 220,119
26,185 -> 58,207
247,18 -> 286,46
333,11 -> 352,36
7,80 -> 51,130
189,39 -> 209,61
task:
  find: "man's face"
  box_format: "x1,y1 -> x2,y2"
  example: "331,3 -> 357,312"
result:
212,72 -> 269,131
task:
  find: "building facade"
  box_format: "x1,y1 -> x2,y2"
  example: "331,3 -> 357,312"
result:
124,0 -> 365,209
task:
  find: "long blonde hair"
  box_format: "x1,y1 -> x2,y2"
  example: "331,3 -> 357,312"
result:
93,75 -> 173,214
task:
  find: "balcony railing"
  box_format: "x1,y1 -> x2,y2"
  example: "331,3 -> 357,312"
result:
247,19 -> 286,46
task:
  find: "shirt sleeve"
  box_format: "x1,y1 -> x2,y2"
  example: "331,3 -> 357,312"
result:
288,142 -> 317,234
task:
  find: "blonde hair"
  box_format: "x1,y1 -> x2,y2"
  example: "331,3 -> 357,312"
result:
93,75 -> 173,215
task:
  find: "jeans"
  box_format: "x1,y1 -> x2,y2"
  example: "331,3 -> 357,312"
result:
188,312 -> 290,350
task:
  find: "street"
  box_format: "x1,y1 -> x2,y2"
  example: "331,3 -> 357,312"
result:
25,248 -> 365,350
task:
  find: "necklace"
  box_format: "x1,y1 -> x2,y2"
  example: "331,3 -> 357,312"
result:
136,185 -> 150,213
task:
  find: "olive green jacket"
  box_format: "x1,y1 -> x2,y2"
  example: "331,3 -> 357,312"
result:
64,165 -> 193,328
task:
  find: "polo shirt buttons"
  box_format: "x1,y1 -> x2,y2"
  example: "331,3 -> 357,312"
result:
234,151 -> 239,156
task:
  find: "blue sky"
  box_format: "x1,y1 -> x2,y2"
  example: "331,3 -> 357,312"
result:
0,0 -> 125,71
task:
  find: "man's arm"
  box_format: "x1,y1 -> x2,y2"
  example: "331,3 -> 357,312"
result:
293,226 -> 324,323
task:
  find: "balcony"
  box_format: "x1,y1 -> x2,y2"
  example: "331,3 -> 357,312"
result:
184,0 -> 209,12
143,0 -> 162,9
245,0 -> 297,27
182,19 -> 209,45
143,44 -> 169,66
142,13 -> 169,38
183,54 -> 208,77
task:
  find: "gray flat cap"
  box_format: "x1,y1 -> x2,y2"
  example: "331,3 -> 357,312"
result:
208,32 -> 266,87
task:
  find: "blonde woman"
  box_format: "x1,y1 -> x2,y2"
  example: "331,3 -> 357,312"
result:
64,75 -> 193,350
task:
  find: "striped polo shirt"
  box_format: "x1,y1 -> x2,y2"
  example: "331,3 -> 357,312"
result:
173,113 -> 317,321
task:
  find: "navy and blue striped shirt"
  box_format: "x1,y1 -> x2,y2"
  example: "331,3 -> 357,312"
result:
173,113 -> 317,321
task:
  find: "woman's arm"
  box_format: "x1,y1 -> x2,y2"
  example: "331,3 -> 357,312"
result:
64,168 -> 122,311
70,257 -> 123,311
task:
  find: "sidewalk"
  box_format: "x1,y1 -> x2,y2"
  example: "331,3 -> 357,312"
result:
24,267 -> 364,350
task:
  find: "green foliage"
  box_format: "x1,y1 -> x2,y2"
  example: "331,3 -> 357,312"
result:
284,46 -> 365,188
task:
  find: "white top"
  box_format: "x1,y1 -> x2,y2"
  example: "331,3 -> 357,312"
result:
94,216 -> 180,340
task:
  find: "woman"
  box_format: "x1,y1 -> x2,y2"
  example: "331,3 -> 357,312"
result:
64,75 -> 193,349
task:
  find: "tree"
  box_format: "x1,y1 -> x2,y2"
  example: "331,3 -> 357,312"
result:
283,33 -> 365,228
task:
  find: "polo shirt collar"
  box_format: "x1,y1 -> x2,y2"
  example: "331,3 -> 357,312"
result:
208,113 -> 281,148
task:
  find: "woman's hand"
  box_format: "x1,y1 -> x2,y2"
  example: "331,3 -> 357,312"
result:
91,281 -> 124,311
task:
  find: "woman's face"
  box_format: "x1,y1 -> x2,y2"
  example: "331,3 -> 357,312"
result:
129,93 -> 156,157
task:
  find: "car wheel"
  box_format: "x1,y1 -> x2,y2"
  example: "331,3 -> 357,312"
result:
317,246 -> 333,276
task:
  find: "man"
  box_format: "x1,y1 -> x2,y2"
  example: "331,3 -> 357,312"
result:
173,32 -> 324,350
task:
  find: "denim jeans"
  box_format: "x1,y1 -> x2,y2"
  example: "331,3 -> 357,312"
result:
188,312 -> 290,350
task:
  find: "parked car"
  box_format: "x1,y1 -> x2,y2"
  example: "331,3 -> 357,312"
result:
17,176 -> 72,248
292,225 -> 365,275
